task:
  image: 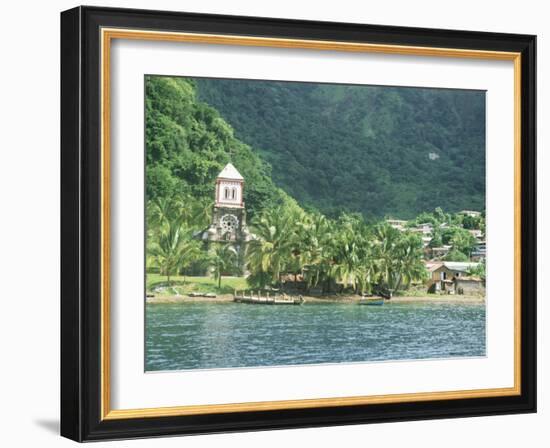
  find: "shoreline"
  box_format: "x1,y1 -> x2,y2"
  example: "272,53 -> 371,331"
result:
146,294 -> 485,305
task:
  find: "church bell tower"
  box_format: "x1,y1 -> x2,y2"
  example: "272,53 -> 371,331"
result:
202,163 -> 252,244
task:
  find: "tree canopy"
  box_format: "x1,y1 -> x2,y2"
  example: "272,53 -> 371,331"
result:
197,79 -> 486,219
145,76 -> 293,220
145,76 -> 485,294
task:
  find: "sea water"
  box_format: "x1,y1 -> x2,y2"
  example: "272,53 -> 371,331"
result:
145,302 -> 486,371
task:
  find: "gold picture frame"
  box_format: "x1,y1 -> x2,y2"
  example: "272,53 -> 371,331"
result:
61,6 -> 536,441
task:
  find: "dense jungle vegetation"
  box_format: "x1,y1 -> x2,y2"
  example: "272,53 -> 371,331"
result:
145,76 -> 485,293
197,78 -> 486,219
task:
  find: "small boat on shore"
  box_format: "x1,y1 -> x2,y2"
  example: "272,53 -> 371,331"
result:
358,297 -> 385,306
233,291 -> 304,305
188,292 -> 217,298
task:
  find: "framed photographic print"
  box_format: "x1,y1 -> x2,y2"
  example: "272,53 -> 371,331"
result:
60,6 -> 536,442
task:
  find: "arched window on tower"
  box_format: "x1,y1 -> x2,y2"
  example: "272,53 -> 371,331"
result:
224,187 -> 230,199
231,187 -> 237,200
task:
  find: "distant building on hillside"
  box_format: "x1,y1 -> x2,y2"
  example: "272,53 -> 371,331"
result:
411,223 -> 433,237
468,229 -> 484,239
430,245 -> 452,260
387,219 -> 407,231
459,210 -> 482,218
471,241 -> 487,262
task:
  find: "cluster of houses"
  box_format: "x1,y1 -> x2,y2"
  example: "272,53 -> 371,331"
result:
388,210 -> 486,296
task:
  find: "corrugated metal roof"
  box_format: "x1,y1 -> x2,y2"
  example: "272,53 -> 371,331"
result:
441,261 -> 479,271
426,262 -> 444,272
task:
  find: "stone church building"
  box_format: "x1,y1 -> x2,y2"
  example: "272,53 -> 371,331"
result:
201,163 -> 253,249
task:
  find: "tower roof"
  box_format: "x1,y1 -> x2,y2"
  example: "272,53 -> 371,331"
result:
217,163 -> 243,180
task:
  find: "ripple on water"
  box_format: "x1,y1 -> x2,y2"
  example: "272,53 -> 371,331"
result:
145,302 -> 486,371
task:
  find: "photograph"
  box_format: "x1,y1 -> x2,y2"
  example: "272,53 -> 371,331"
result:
54,4 -> 537,442
144,75 -> 488,372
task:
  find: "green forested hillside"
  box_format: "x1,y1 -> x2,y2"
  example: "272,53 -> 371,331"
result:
145,76 -> 485,293
145,76 -> 294,218
196,79 -> 486,219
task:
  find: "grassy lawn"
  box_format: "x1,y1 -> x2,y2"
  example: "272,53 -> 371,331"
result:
146,273 -> 249,296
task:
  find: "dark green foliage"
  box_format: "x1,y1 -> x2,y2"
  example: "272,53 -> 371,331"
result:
245,208 -> 428,293
145,76 -> 485,294
468,259 -> 486,280
462,214 -> 484,230
196,79 -> 486,219
443,249 -> 469,262
441,227 -> 477,256
145,76 -> 290,220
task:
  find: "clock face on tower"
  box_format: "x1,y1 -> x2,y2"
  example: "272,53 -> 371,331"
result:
220,214 -> 239,234
203,163 -> 249,244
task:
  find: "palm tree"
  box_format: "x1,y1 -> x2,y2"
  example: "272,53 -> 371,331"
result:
246,207 -> 299,288
348,222 -> 377,295
209,243 -> 238,289
147,195 -> 213,283
372,223 -> 402,290
393,233 -> 428,289
330,215 -> 363,292
147,197 -> 184,231
372,224 -> 427,291
148,219 -> 201,284
147,195 -> 211,235
296,213 -> 333,292
356,254 -> 378,295
189,198 -> 212,229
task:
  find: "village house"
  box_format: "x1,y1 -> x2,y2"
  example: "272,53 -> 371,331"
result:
454,276 -> 484,295
386,219 -> 408,231
459,210 -> 481,218
411,223 -> 434,236
439,222 -> 450,229
426,261 -> 482,294
429,245 -> 452,260
421,236 -> 432,248
468,229 -> 483,239
471,241 -> 487,262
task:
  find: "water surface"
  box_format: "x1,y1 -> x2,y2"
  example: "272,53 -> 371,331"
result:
145,302 -> 486,371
